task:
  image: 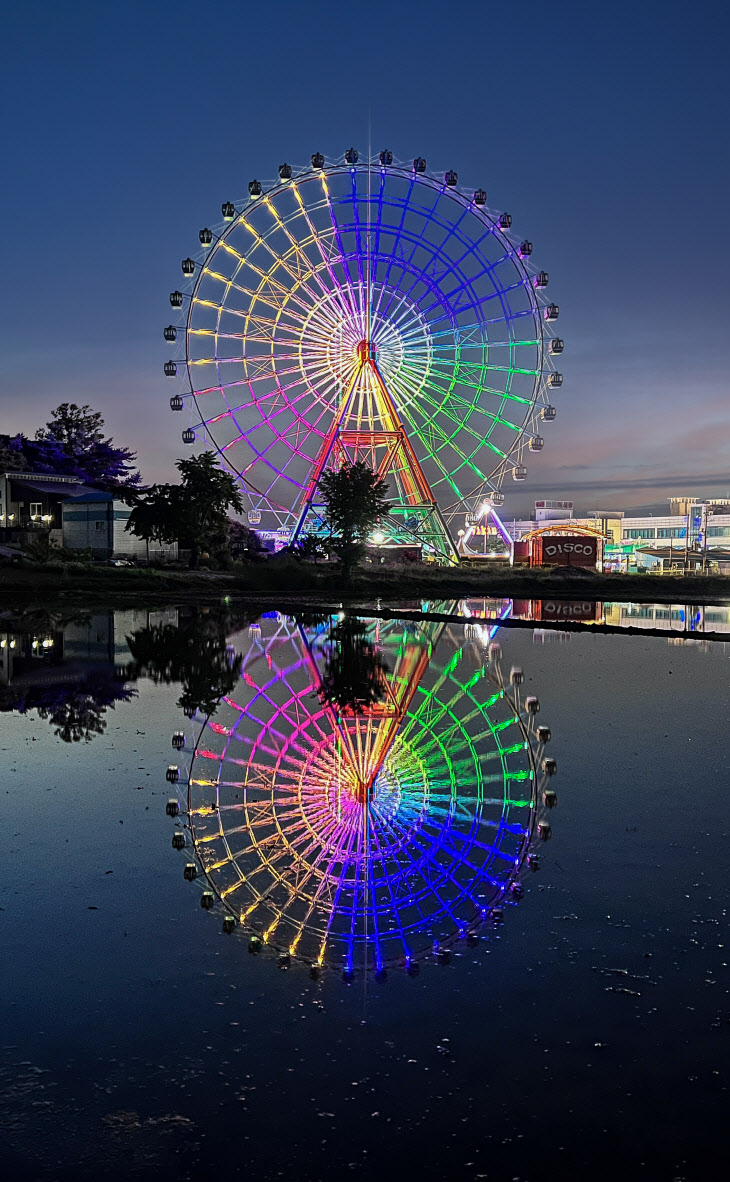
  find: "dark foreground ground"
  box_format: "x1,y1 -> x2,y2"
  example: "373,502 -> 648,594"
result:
1,558 -> 729,610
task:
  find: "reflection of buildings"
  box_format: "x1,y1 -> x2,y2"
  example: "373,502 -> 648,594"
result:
601,602 -> 730,635
173,613 -> 555,974
454,597 -> 730,638
0,610 -> 178,730
1,609 -> 179,687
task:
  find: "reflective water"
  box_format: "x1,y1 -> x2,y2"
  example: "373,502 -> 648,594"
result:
420,594 -> 730,637
1,603 -> 728,1181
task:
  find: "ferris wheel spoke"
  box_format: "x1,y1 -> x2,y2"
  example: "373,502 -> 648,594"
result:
385,817 -> 476,932
393,366 -> 503,429
380,201 -> 491,326
221,365 -> 336,428
200,266 -> 299,319
401,395 -> 504,472
368,848 -> 426,958
370,174 -> 417,325
368,171 -> 387,307
232,214 -> 345,327
320,175 -> 361,313
424,361 -> 535,400
368,805 -> 441,917
425,270 -> 521,325
281,805 -> 361,928
265,188 -> 357,326
375,183 -> 446,318
313,820 -> 367,965
413,384 -> 522,442
371,213 -> 484,330
346,170 -> 366,325
387,379 -> 496,477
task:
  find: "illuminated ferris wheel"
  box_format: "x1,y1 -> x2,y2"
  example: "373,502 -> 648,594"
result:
169,612 -> 557,975
164,149 -> 563,558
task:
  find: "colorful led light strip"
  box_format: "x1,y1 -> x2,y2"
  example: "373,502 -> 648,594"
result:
185,614 -> 541,971
175,156 -> 558,538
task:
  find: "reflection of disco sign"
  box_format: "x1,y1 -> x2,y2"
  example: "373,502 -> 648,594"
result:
537,536 -> 597,567
539,600 -> 597,621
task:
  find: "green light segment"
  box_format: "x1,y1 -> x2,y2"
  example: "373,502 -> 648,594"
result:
492,717 -> 518,733
421,365 -> 534,406
416,379 -> 522,434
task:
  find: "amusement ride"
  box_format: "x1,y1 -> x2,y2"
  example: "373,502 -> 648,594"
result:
164,149 -> 562,560
162,148 -> 559,971
166,610 -> 557,975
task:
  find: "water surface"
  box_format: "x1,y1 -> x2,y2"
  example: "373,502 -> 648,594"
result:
1,603 -> 727,1180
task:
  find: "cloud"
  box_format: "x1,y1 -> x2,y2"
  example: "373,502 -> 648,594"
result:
535,471 -> 730,493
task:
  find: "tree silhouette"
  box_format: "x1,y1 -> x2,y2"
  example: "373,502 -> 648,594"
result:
2,671 -> 136,743
127,452 -> 244,568
316,616 -> 390,716
319,461 -> 391,578
290,533 -> 326,564
33,403 -> 141,490
126,609 -> 248,715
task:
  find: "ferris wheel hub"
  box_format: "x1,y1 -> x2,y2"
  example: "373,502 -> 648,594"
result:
356,339 -> 376,362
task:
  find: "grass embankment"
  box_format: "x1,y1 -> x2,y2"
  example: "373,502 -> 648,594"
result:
1,558 -> 729,608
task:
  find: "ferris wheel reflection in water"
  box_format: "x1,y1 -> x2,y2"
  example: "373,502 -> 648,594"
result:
168,611 -> 557,976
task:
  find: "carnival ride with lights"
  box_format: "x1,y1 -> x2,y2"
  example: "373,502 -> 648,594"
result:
164,150 -> 562,561
166,611 -> 557,975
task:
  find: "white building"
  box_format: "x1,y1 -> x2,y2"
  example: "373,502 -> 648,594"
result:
508,500 -> 730,553
619,513 -> 730,547
62,492 -> 177,562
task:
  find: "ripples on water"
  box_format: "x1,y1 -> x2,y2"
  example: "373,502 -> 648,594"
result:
0,600 -> 728,1181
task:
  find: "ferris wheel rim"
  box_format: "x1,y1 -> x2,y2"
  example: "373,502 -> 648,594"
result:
169,151 -> 560,525
181,616 -> 542,969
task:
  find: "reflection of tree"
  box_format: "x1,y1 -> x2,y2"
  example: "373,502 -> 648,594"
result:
2,605 -> 258,738
127,609 -> 248,716
1,671 -> 136,743
315,617 -> 390,716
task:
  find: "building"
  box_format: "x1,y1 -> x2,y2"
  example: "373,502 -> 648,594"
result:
61,492 -> 177,562
465,497 -> 730,572
1,471 -> 177,562
0,470 -> 86,544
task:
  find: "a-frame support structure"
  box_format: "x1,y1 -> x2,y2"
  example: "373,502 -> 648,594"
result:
299,613 -> 446,803
290,341 -> 458,564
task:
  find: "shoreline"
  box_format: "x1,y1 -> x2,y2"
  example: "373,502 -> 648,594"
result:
1,562 -> 729,610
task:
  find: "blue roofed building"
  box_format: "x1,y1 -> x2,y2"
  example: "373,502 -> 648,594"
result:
61,491 -> 177,562
1,470 -> 177,562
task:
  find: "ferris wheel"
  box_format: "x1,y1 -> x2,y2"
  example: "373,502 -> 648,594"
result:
164,149 -> 562,558
170,612 -> 557,974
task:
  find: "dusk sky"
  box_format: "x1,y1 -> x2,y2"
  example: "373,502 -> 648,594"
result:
2,0 -> 729,516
